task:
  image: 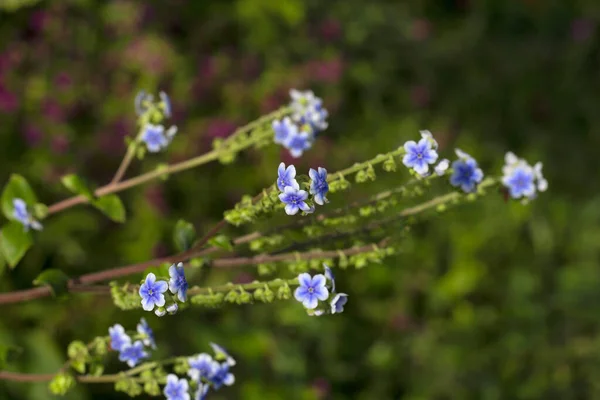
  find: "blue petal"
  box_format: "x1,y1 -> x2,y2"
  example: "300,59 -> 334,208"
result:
154,280 -> 169,293
311,274 -> 327,288
297,273 -> 312,288
285,204 -> 299,215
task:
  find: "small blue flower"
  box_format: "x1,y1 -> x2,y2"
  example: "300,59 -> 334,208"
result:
164,374 -> 190,400
136,318 -> 156,349
503,166 -> 536,199
402,137 -> 439,176
109,324 -> 131,352
277,163 -> 298,192
294,273 -> 329,309
289,90 -> 328,133
139,273 -> 169,311
118,340 -> 148,368
12,199 -> 42,231
434,159 -> 450,176
330,293 -> 349,314
209,362 -> 235,390
155,308 -> 166,317
159,91 -> 172,118
134,90 -> 153,116
141,124 -> 168,152
272,117 -> 298,146
168,262 -> 188,302
210,342 -> 236,366
323,264 -> 335,293
188,353 -> 218,381
195,383 -> 210,400
167,303 -> 179,314
449,150 -> 484,193
304,102 -> 329,133
285,131 -> 312,158
278,186 -> 311,215
309,167 -> 329,205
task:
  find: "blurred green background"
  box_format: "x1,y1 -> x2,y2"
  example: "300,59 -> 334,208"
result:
1,0 -> 600,399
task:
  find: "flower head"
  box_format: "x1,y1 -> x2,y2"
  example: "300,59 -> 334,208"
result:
109,324 -> 131,352
272,117 -> 298,146
155,308 -> 166,317
330,293 -> 349,314
286,131 -> 312,158
294,273 -> 329,309
118,340 -> 148,368
188,353 -> 218,381
168,262 -> 188,302
434,159 -> 450,176
210,342 -> 236,366
278,186 -> 311,215
139,273 -> 169,311
164,374 -> 190,400
12,198 -> 42,231
402,137 -> 439,176
323,264 -> 335,293
195,383 -> 210,400
309,167 -> 329,205
167,303 -> 179,314
419,130 -> 438,150
449,150 -> 484,193
134,90 -> 153,116
141,124 -> 168,152
277,163 -> 298,192
209,362 -> 235,390
159,91 -> 172,118
136,318 -> 156,349
502,152 -> 548,200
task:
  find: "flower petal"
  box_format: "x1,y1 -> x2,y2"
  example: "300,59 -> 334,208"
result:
284,204 -> 299,215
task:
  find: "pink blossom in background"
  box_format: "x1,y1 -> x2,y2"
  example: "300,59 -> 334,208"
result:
311,378 -> 331,399
410,18 -> 432,41
410,84 -> 430,108
153,243 -> 169,258
100,118 -> 130,152
0,84 -> 18,113
232,272 -> 254,285
145,185 -> 168,215
54,72 -> 73,90
241,54 -> 261,79
22,124 -> 43,147
42,98 -> 65,122
305,58 -> 344,83
50,134 -> 70,154
205,118 -> 237,139
29,10 -> 48,33
571,18 -> 596,42
318,18 -> 342,41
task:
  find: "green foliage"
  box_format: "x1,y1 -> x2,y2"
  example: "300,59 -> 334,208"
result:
1,174 -> 37,220
173,219 -> 196,252
33,269 -> 70,297
207,234 -> 234,251
61,174 -> 95,200
93,195 -> 126,223
0,221 -> 32,268
48,373 -> 75,396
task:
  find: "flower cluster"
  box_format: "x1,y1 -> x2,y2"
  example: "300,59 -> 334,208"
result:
277,163 -> 329,215
108,319 -> 154,368
134,90 -> 178,153
12,198 -> 42,231
449,149 -> 484,193
164,343 -> 236,400
294,264 -> 348,316
139,263 -> 188,316
271,90 -> 329,158
502,152 -> 547,200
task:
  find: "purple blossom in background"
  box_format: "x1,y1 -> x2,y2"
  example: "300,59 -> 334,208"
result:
136,318 -> 156,349
294,273 -> 329,309
286,131 -> 312,158
0,84 -> 18,113
188,353 -> 218,381
118,340 -> 148,368
108,324 -> 131,352
209,362 -> 235,390
571,18 -> 595,42
206,118 -> 237,139
272,117 -> 297,146
22,124 -> 43,147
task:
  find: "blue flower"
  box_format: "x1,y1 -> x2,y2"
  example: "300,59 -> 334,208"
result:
309,167 -> 329,205
139,273 -> 169,311
533,162 -> 548,192
434,159 -> 450,176
402,136 -> 439,176
155,308 -> 166,317
195,383 -> 210,400
277,163 -> 298,192
304,102 -> 329,133
210,342 -> 236,366
289,90 -> 328,133
109,324 -> 131,352
141,124 -> 168,152
134,90 -> 153,116
164,374 -> 190,400
278,186 -> 311,215
188,353 -> 218,381
449,150 -> 484,193
167,303 -> 179,314
323,264 -> 335,293
168,262 -> 188,302
294,273 -> 329,309
209,362 -> 235,390
136,318 -> 156,349
159,91 -> 172,118
12,199 -> 42,231
285,131 -> 312,158
118,340 -> 148,368
272,117 -> 298,146
330,293 -> 349,314
503,166 -> 535,199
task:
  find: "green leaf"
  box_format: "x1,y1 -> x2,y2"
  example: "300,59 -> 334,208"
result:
93,194 -> 126,223
1,174 -> 37,220
33,269 -> 70,297
33,203 -> 49,219
0,344 -> 23,368
173,219 -> 196,252
61,174 -> 95,200
208,234 -> 234,251
0,221 -> 33,268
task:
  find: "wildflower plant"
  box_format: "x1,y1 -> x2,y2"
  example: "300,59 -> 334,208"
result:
0,88 -> 548,399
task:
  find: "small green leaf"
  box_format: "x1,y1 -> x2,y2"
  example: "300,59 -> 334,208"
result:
61,174 -> 95,200
0,344 -> 22,368
0,221 -> 33,268
93,195 -> 126,223
1,174 -> 37,220
49,373 -> 75,396
33,203 -> 49,219
208,234 -> 234,251
142,263 -> 171,280
173,219 -> 196,252
33,269 -> 70,297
